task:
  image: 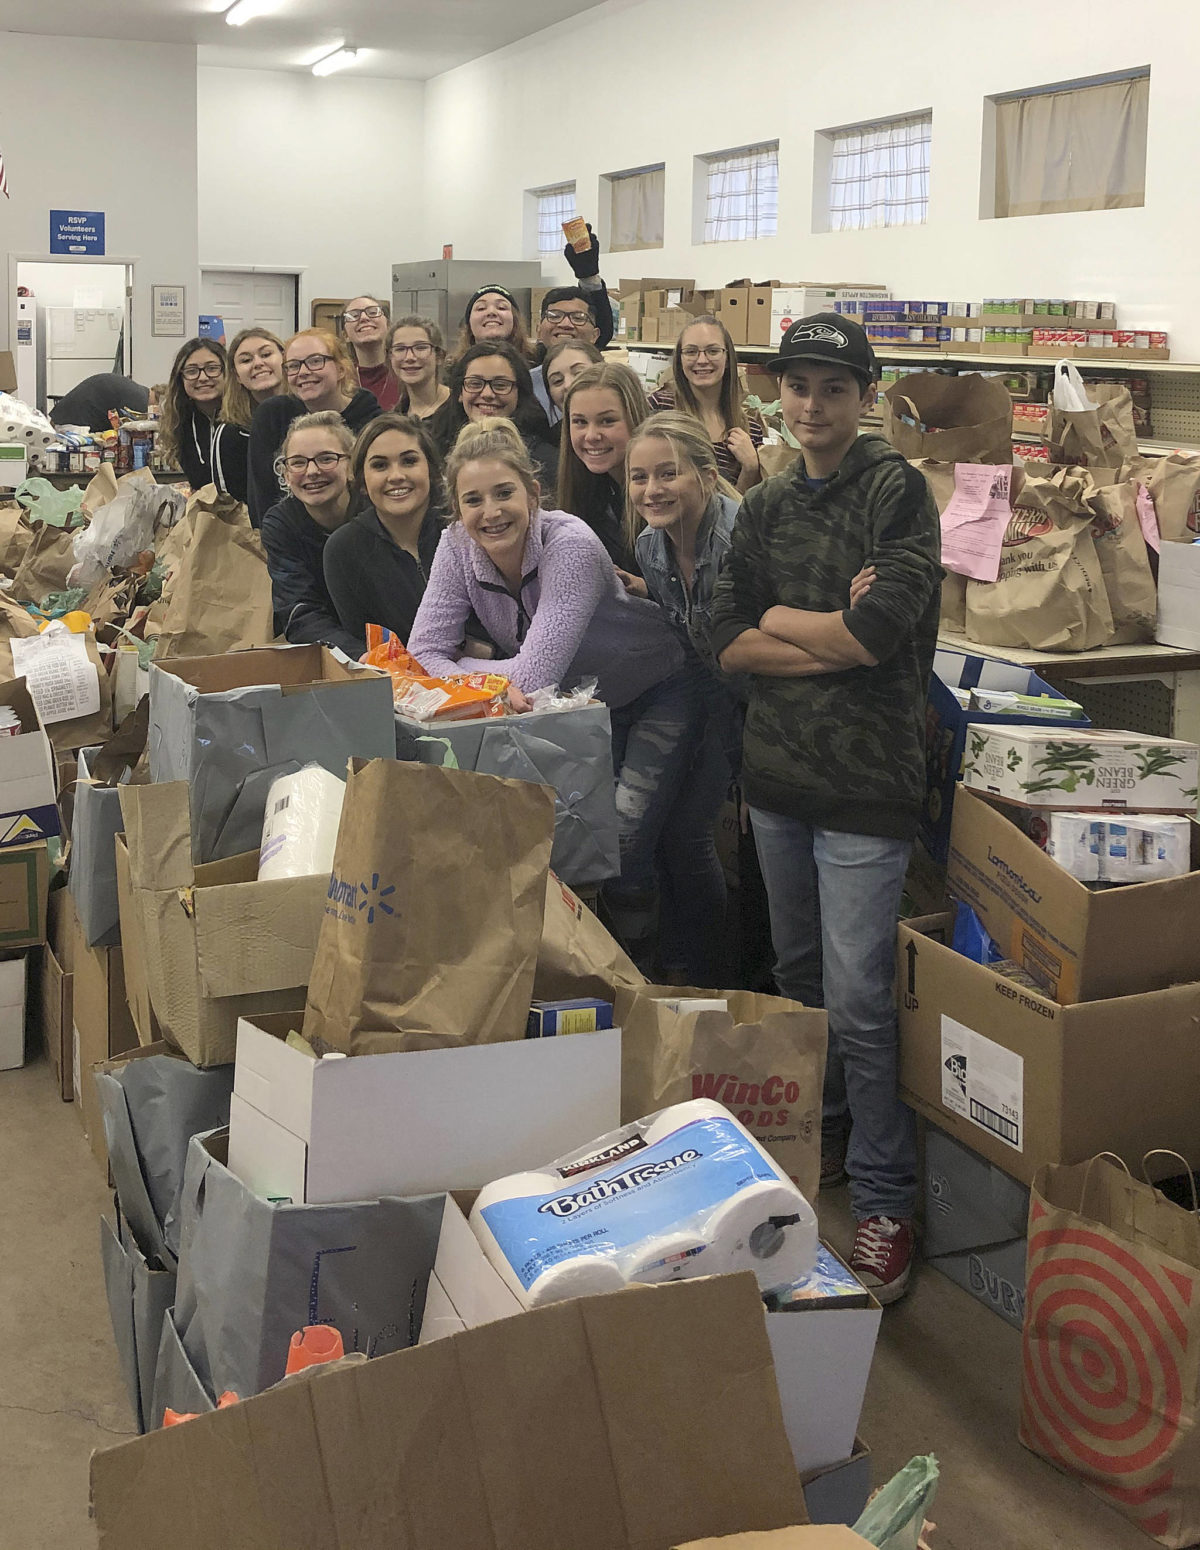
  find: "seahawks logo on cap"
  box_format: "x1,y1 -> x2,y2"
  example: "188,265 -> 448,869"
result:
788,322 -> 849,347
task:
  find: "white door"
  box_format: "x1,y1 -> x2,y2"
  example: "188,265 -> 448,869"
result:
199,270 -> 298,340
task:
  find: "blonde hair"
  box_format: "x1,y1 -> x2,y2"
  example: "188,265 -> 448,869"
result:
280,410 -> 355,462
444,417 -> 539,518
557,363 -> 650,529
283,328 -> 359,398
625,411 -> 739,551
221,327 -> 285,429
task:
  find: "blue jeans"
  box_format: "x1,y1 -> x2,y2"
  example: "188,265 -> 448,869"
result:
656,712 -> 733,986
749,808 -> 917,1222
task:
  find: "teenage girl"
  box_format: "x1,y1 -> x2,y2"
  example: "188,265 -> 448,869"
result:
557,361 -> 649,571
215,327 -> 286,503
386,316 -> 450,420
157,337 -> 231,493
427,341 -> 558,491
452,285 -> 538,363
342,295 -> 399,411
648,315 -> 763,492
540,339 -> 603,425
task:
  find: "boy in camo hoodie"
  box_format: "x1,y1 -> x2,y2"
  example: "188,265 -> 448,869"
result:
709,313 -> 942,1303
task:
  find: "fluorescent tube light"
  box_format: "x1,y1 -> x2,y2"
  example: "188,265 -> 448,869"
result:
312,46 -> 358,76
225,0 -> 277,26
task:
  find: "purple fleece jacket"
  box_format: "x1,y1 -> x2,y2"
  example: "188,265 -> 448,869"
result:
407,508 -> 684,707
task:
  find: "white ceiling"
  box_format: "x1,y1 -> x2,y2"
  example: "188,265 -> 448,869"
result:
0,0 -> 610,79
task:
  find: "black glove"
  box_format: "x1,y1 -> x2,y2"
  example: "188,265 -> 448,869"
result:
564,222 -> 601,280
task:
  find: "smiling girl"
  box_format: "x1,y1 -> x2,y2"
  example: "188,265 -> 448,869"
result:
557,362 -> 649,570
246,328 -> 381,526
157,337 -> 230,493
323,413 -> 447,650
427,341 -> 558,490
214,327 -> 286,503
386,315 -> 450,420
408,417 -> 701,970
649,315 -> 763,492
540,338 -> 603,425
260,412 -> 362,658
342,295 -> 399,411
452,285 -> 538,363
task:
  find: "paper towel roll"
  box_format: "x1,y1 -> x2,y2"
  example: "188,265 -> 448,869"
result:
626,1231 -> 713,1284
702,1179 -> 818,1291
257,765 -> 346,881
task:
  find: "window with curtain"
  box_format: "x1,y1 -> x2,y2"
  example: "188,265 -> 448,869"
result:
534,183 -> 578,255
702,143 -> 779,242
825,112 -> 931,231
606,166 -> 665,252
992,72 -> 1149,218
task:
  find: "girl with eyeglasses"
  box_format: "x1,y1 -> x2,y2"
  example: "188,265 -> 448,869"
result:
246,328 -> 381,527
342,295 -> 399,411
408,417 -> 702,972
453,285 -> 538,363
259,411 -> 363,658
157,337 -> 233,494
213,328 -> 287,504
427,341 -> 558,492
386,316 -> 450,420
557,361 -> 649,571
648,315 -> 763,493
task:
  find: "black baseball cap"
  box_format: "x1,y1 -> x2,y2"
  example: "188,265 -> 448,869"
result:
766,312 -> 878,385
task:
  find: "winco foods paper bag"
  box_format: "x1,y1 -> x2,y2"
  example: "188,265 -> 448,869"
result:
150,486 -> 275,659
1087,480 -> 1158,643
965,468 -> 1114,651
303,759 -> 556,1054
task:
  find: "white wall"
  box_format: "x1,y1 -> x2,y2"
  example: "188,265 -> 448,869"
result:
421,0 -> 1200,354
0,34 -> 198,386
197,68 -> 427,321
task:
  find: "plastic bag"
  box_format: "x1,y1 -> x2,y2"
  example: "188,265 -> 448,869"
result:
70,482 -> 165,586
15,477 -> 85,529
1052,360 -> 1095,414
854,1455 -> 940,1549
526,676 -> 598,713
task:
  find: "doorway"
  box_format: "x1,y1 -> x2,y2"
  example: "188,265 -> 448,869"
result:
13,259 -> 133,414
199,270 -> 300,343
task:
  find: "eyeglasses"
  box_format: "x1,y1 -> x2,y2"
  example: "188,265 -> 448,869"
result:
343,306 -> 384,322
680,345 -> 727,361
284,354 -> 335,376
544,309 -> 593,327
392,342 -> 434,359
463,376 -> 517,396
181,363 -> 224,381
279,452 -> 350,473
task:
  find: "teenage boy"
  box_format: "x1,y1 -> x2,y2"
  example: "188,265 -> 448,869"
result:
709,313 -> 941,1304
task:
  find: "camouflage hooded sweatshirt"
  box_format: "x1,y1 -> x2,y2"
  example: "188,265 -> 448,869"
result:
709,433 -> 942,840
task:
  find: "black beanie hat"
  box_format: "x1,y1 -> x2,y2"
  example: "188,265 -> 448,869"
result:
464,285 -> 518,327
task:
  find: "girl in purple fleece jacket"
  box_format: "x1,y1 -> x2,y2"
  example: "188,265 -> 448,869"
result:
407,418 -> 704,971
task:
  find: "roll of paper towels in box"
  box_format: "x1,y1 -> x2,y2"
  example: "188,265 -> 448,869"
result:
257,764 -> 346,881
469,1098 -> 817,1309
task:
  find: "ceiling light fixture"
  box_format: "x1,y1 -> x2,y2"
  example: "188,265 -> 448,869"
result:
311,45 -> 358,76
224,0 -> 278,26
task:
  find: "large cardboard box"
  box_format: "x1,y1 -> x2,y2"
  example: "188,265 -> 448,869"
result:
39,939 -> 73,1098
898,916 -> 1200,1185
946,787 -> 1200,1002
147,644 -> 395,864
1157,540 -> 1200,649
116,782 -> 326,1067
924,1124 -> 1028,1329
746,286 -> 776,347
421,1194 -> 880,1476
961,724 -> 1199,813
92,1274 -> 810,1549
717,288 -> 751,345
72,924 -> 139,1173
0,952 -> 26,1069
228,1011 -> 622,1204
0,841 -> 48,951
0,678 -> 61,848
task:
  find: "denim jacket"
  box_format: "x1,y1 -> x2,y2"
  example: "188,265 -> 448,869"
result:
635,492 -> 742,681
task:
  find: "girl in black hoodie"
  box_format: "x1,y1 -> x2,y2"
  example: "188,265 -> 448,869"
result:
247,328 -> 380,526
158,337 -> 236,493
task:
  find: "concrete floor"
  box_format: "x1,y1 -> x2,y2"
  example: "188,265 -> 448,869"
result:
3,1052 -> 1152,1550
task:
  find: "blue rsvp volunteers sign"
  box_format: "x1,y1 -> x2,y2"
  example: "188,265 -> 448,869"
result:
50,210 -> 106,256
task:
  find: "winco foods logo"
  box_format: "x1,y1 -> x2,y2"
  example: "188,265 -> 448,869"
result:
1002,508 -> 1054,547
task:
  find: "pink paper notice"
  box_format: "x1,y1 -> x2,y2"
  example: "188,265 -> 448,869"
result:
940,464 -> 1013,582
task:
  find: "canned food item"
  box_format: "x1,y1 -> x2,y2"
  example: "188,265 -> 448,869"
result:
1133,331 -> 1150,349
1098,301 -> 1117,320
69,451 -> 83,474
1150,332 -> 1168,349
1048,299 -> 1067,315
1114,330 -> 1135,347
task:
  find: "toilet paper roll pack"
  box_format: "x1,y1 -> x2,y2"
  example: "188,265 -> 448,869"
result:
258,764 -> 346,882
469,1098 -> 818,1309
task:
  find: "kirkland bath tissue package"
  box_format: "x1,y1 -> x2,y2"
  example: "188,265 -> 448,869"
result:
258,763 -> 346,881
470,1098 -> 818,1309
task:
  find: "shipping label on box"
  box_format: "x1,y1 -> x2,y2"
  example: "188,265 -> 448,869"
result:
939,1014 -> 1023,1150
962,724 -> 1199,812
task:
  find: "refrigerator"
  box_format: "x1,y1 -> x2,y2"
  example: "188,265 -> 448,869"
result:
391,260 -> 546,342
40,306 -> 124,406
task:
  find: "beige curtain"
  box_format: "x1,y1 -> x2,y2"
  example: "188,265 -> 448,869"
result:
994,74 -> 1149,218
609,167 -> 665,251
704,144 -> 779,242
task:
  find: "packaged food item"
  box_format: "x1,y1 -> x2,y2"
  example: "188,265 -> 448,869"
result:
526,998 -> 614,1038
967,689 -> 1085,721
561,217 -> 591,254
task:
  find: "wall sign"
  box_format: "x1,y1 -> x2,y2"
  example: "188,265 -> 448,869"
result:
152,285 -> 186,338
49,210 -> 105,256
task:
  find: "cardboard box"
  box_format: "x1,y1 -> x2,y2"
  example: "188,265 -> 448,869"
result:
0,842 -> 49,950
91,1273 -> 810,1549
421,1194 -> 880,1475
962,724 -> 1199,813
0,351 -> 16,394
799,1440 -> 872,1527
0,952 -> 26,1069
113,835 -> 154,1045
1157,540 -> 1200,650
922,648 -> 1090,863
769,286 -> 890,346
718,288 -> 751,345
148,644 -> 395,864
675,1530 -> 872,1549
898,916 -> 1200,1185
228,1011 -> 622,1204
116,782 -> 326,1067
69,745 -> 126,947
746,286 -> 776,347
0,679 -> 61,848
946,788 -> 1200,1003
72,924 -> 139,1174
39,940 -> 73,1098
924,1124 -> 1028,1329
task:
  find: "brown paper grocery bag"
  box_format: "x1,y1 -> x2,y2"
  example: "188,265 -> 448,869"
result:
1144,453 -> 1200,543
10,520 -> 82,605
882,373 -> 1013,465
533,871 -> 645,1003
1021,1154 -> 1200,1547
965,467 -> 1114,651
303,759 -> 556,1054
615,985 -> 826,1204
0,502 -> 33,578
151,486 -> 275,658
1049,384 -> 1139,477
1088,480 -> 1158,644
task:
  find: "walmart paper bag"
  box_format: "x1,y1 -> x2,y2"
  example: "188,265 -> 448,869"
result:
152,487 -> 275,659
303,759 -> 556,1053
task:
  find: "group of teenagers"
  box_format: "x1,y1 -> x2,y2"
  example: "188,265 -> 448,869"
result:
155,226 -> 945,1306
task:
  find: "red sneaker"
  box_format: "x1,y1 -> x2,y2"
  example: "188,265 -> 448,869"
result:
849,1216 -> 915,1305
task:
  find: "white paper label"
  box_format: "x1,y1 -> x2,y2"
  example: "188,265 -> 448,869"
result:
10,631 -> 100,725
940,1015 -> 1023,1151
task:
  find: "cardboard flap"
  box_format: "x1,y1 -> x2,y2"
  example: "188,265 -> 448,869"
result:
92,698 -> 149,787
192,873 -> 326,998
118,782 -> 194,891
